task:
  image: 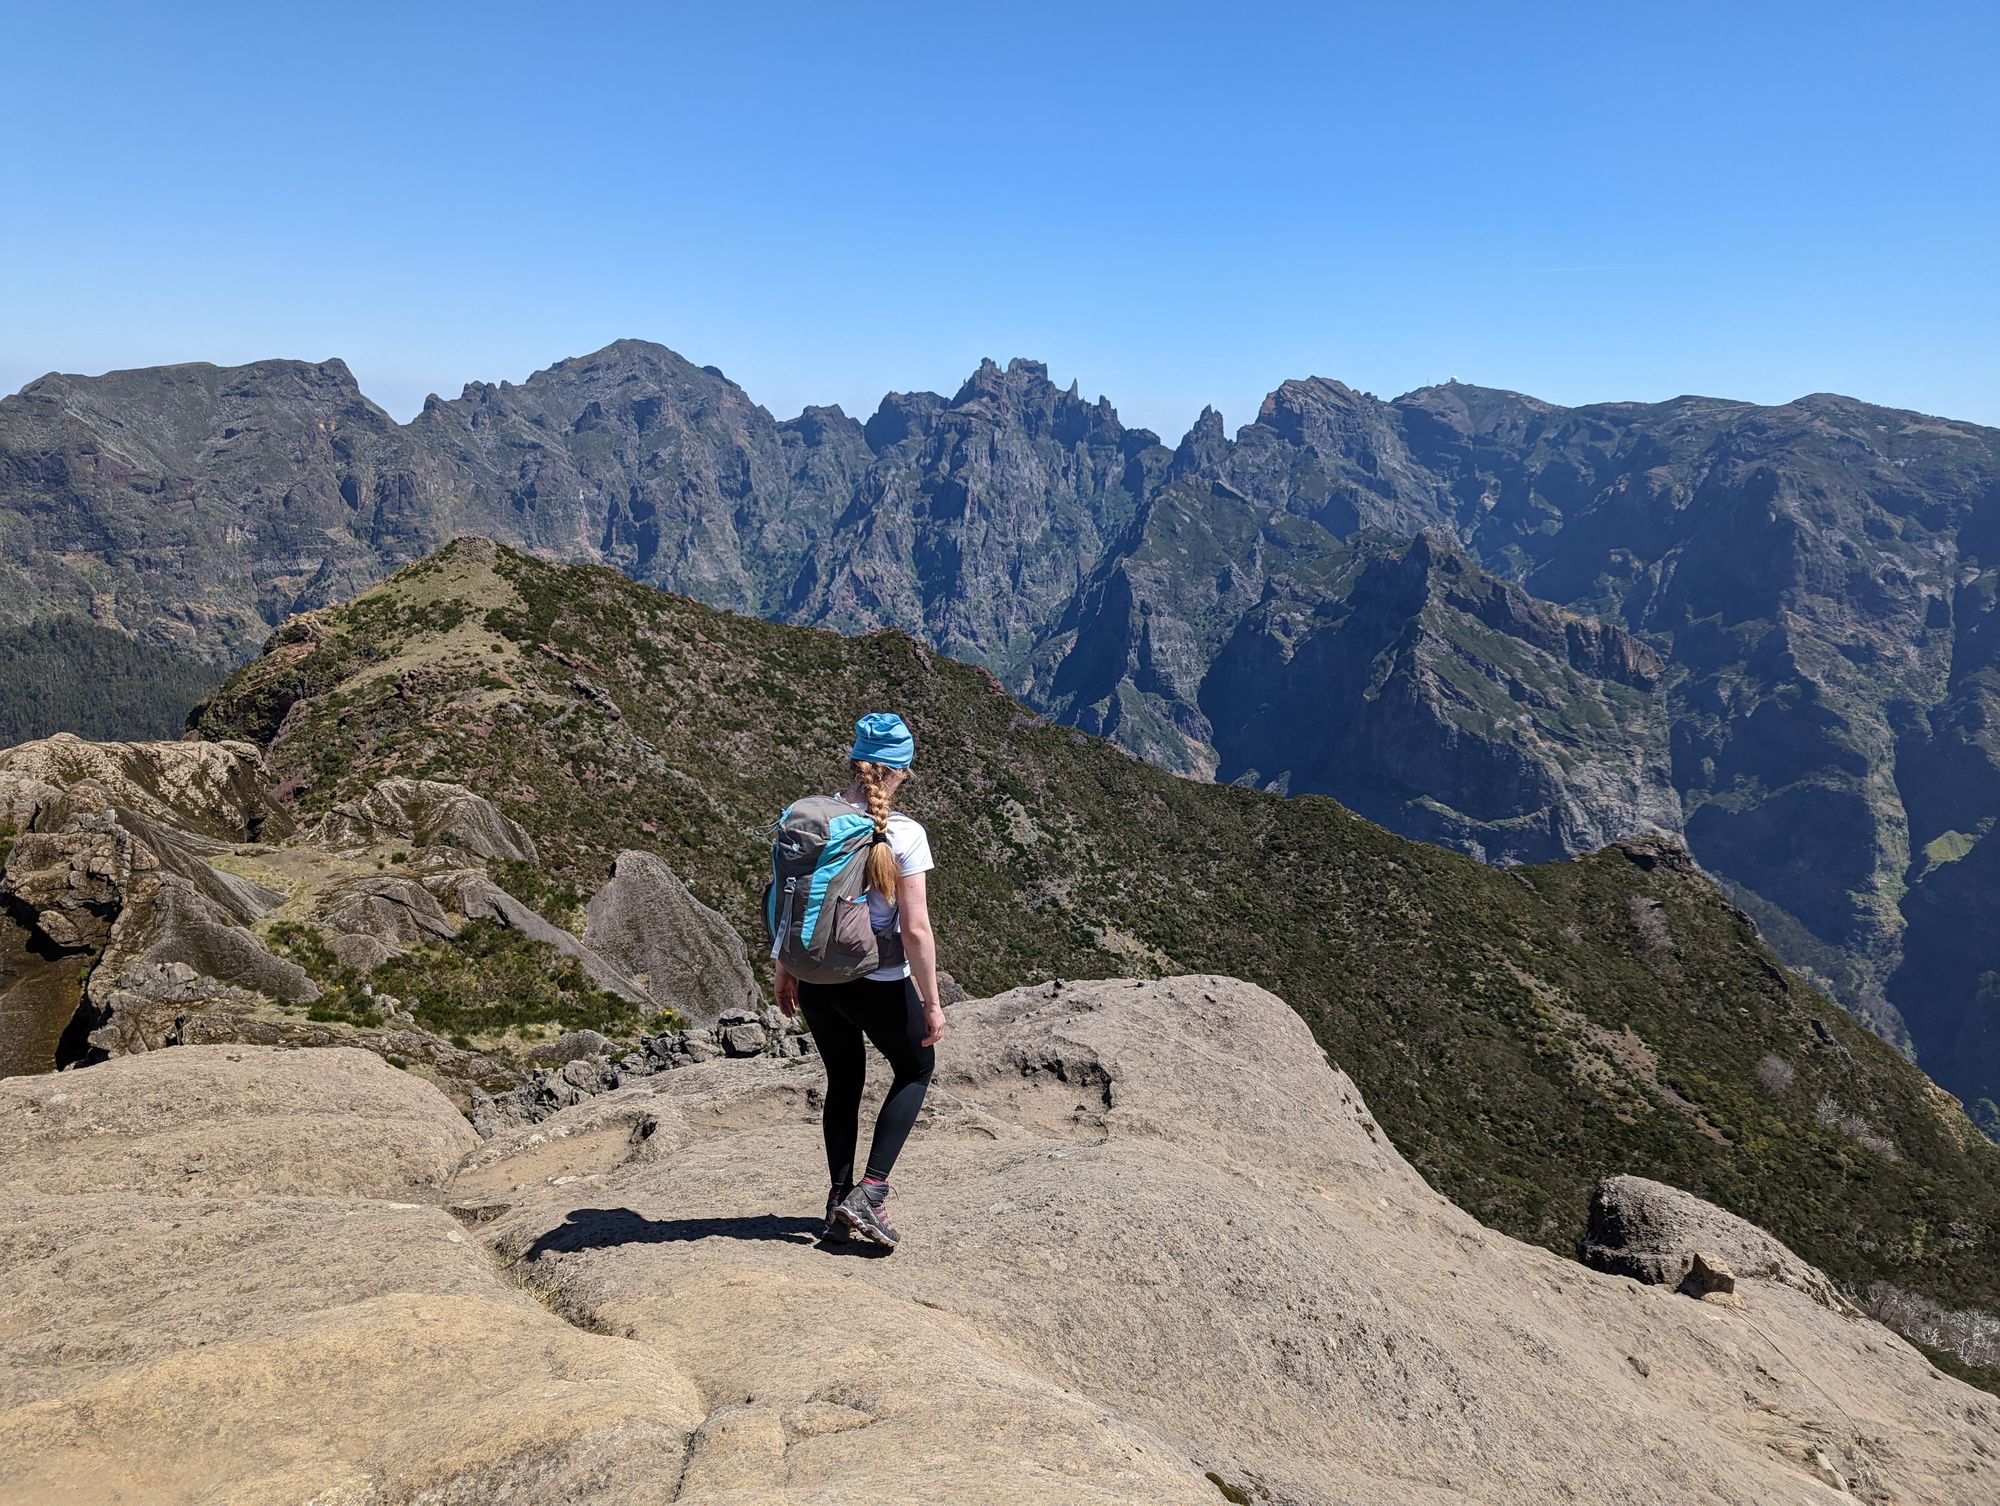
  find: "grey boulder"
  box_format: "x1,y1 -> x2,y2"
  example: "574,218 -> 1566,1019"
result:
312,874 -> 457,946
326,933 -> 397,971
1578,1173 -> 1860,1315
583,849 -> 759,1025
311,778 -> 539,863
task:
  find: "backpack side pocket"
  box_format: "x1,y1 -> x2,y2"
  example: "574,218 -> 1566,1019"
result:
825,896 -> 880,976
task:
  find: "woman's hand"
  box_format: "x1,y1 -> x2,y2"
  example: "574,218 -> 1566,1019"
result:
774,962 -> 800,1019
919,996 -> 947,1046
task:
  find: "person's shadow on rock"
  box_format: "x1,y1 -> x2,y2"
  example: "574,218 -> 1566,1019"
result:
522,1206 -> 891,1259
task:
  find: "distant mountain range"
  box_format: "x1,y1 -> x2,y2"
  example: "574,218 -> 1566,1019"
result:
3,340 -> 1996,1128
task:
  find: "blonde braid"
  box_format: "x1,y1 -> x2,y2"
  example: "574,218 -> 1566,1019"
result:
854,760 -> 900,898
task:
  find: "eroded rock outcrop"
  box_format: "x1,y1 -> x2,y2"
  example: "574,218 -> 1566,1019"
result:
436,871 -> 649,1004
5,976 -> 1991,1505
0,733 -> 289,842
583,849 -> 760,1024
0,793 -> 317,1063
0,734 -> 712,1087
309,776 -> 539,862
310,871 -> 458,946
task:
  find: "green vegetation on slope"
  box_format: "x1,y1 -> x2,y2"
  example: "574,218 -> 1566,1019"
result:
268,918 -> 648,1046
0,618 -> 220,744
1921,829 -> 1980,872
190,538 -> 2000,1332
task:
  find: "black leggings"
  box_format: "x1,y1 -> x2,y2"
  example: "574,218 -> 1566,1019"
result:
799,974 -> 935,1187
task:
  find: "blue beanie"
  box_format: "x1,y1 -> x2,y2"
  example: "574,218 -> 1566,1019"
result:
850,711 -> 915,768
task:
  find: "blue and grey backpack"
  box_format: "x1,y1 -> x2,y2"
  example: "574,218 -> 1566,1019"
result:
764,795 -> 904,983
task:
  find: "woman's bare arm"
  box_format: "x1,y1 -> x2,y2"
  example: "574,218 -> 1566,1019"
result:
898,870 -> 946,1045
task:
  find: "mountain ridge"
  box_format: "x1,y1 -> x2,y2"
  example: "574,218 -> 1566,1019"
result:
4,340 -> 1997,1126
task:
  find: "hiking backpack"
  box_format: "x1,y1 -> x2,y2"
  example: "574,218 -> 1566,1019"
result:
764,795 -> 905,984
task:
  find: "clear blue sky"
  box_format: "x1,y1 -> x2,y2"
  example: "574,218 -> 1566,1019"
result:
3,1 -> 1995,438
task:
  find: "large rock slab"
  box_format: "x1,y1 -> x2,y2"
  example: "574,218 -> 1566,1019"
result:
469,975 -> 2000,1506
0,1194 -> 701,1506
583,849 -> 760,1023
311,870 -> 458,946
2,802 -> 280,954
0,1045 -> 476,1198
5,976 -> 1997,1504
97,873 -> 317,1008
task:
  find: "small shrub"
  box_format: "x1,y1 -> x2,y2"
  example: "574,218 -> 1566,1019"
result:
490,858 -> 582,916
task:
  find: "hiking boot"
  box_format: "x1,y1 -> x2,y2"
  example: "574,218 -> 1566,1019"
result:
823,1184 -> 852,1242
835,1179 -> 900,1247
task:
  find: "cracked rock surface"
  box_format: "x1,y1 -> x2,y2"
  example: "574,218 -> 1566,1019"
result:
3,976 -> 1997,1504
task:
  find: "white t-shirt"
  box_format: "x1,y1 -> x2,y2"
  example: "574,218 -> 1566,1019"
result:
830,796 -> 934,981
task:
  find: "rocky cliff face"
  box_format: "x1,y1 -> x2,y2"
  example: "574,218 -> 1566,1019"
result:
1209,534 -> 1678,862
5,346 -> 1998,1123
405,339 -> 873,614
3,977 -> 1995,1503
1179,378 -> 2000,1113
1032,479 -> 1678,862
0,357 -> 444,656
799,358 -> 1167,682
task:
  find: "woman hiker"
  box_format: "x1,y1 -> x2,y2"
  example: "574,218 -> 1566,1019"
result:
773,711 -> 947,1248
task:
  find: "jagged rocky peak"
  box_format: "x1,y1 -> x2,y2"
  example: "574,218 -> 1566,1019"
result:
861,388 -> 949,451
948,355 -> 1127,436
1232,377 -> 1383,455
863,359 -> 1152,460
781,402 -> 861,447
1252,372 -> 1386,435
1171,403 -> 1229,474
428,337 -> 770,435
